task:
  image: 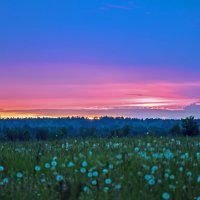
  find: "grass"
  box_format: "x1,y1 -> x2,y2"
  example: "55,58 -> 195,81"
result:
0,137 -> 200,200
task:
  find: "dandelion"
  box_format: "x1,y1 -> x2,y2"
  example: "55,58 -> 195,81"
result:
51,161 -> 57,167
104,187 -> 109,192
116,154 -> 122,159
3,178 -> 9,184
93,171 -> 99,177
0,166 -> 4,172
187,171 -> 192,177
148,178 -> 155,185
87,172 -> 93,178
102,169 -> 109,174
68,161 -> 75,168
16,172 -> 23,178
134,147 -> 139,152
45,163 -> 50,169
162,192 -> 170,200
105,178 -> 112,185
169,175 -> 175,180
151,166 -> 158,173
109,164 -> 114,169
115,184 -> 122,190
197,175 -> 200,183
164,173 -> 169,179
82,161 -> 88,167
80,168 -> 86,173
34,165 -> 41,172
83,186 -> 90,193
179,167 -> 183,172
91,180 -> 97,186
145,175 -> 152,181
56,175 -> 63,182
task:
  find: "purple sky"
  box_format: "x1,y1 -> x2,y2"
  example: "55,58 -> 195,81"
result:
0,0 -> 200,118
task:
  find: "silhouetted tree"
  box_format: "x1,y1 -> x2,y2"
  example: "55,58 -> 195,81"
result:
170,123 -> 181,136
36,127 -> 49,140
181,116 -> 199,136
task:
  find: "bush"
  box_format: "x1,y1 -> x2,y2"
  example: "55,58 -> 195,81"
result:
181,116 -> 199,136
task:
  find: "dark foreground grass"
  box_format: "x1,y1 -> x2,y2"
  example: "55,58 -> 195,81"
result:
0,137 -> 200,200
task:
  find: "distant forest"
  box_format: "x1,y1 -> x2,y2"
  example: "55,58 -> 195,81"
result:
0,117 -> 199,141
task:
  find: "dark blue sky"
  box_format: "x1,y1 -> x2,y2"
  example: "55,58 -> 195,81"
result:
1,0 -> 200,67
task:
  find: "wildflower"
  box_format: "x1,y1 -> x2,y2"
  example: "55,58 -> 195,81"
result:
16,172 -> 23,178
145,175 -> 152,181
165,150 -> 174,160
93,171 -> 99,177
148,178 -> 155,185
115,184 -> 122,190
102,169 -> 109,174
91,180 -> 97,185
197,175 -> 200,183
82,161 -> 88,167
169,175 -> 175,180
3,178 -> 9,184
197,197 -> 200,200
0,166 -> 4,172
187,171 -> 192,177
151,166 -> 158,173
134,147 -> 139,152
105,178 -> 112,185
104,187 -> 109,192
52,156 -> 57,160
87,172 -> 93,178
80,168 -> 86,173
51,161 -> 57,167
83,186 -> 90,193
68,161 -> 75,168
162,192 -> 170,200
45,163 -> 50,169
109,164 -> 114,169
56,175 -> 63,182
179,167 -> 183,172
164,173 -> 169,179
116,154 -> 122,159
34,166 -> 41,172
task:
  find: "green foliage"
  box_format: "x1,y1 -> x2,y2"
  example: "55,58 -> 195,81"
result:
170,123 -> 181,136
0,137 -> 200,200
109,125 -> 131,138
36,127 -> 49,140
3,128 -> 18,141
79,127 -> 97,138
181,116 -> 199,136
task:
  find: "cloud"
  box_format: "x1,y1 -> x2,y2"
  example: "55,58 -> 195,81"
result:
100,1 -> 134,10
1,103 -> 200,119
105,4 -> 132,10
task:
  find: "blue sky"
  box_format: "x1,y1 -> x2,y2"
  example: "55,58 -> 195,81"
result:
0,0 -> 200,118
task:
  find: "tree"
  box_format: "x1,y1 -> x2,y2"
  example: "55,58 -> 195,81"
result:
170,123 -> 181,136
181,116 -> 199,136
36,127 -> 49,140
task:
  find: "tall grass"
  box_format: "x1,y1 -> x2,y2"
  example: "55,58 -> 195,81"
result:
0,137 -> 200,200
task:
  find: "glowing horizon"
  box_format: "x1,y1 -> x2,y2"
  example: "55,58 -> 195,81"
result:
0,0 -> 200,118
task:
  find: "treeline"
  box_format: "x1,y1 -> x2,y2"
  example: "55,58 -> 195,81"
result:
0,116 -> 199,141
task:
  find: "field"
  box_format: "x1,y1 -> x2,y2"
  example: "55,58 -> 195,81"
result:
0,137 -> 200,200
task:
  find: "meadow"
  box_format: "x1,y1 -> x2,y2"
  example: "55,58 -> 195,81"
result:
0,137 -> 200,200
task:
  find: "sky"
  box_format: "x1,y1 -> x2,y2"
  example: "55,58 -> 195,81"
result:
0,0 -> 200,118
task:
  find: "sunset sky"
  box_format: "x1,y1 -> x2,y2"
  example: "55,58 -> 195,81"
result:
0,0 -> 200,118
